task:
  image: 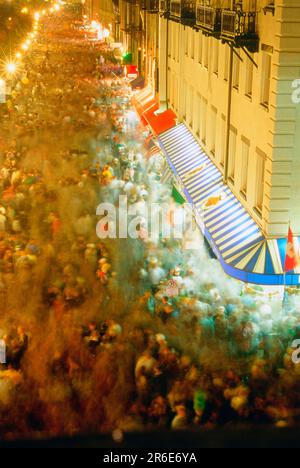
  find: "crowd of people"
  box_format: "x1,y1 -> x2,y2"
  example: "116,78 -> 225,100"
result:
0,10 -> 299,440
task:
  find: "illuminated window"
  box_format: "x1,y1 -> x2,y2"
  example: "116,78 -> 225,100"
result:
220,114 -> 226,167
182,80 -> 187,120
185,28 -> 189,56
213,40 -> 219,75
228,126 -> 237,182
240,137 -> 250,198
190,30 -> 195,60
176,25 -> 180,62
255,149 -> 266,214
224,46 -> 229,81
203,36 -> 209,69
261,51 -> 272,108
210,107 -> 217,156
201,98 -> 207,144
195,94 -> 201,137
245,56 -> 254,98
233,54 -> 240,90
170,73 -> 174,108
186,86 -> 193,127
198,32 -> 203,64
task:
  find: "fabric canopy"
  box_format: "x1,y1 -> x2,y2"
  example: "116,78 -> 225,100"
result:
158,123 -> 300,286
144,109 -> 177,136
130,75 -> 145,89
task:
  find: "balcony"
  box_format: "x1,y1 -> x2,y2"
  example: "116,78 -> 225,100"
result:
221,10 -> 258,52
142,0 -> 159,12
169,0 -> 196,25
195,5 -> 221,35
159,0 -> 170,15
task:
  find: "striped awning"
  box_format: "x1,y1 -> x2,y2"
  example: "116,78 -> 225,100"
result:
132,86 -> 159,125
158,123 -> 300,286
161,163 -> 173,185
147,142 -> 161,159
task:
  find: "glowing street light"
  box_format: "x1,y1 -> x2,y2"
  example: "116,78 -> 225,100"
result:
15,52 -> 22,60
34,12 -> 40,21
21,43 -> 29,51
6,62 -> 17,75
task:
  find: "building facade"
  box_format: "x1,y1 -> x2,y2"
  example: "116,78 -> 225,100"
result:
92,0 -> 300,284
163,0 -> 300,240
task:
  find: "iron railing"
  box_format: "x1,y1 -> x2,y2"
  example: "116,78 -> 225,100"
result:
142,0 -> 159,11
170,0 -> 196,20
221,10 -> 256,37
196,5 -> 221,32
159,0 -> 170,13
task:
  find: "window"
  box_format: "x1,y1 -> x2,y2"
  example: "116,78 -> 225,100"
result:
233,53 -> 240,90
168,25 -> 171,57
224,46 -> 229,81
188,87 -> 194,128
220,114 -> 226,166
170,73 -> 174,107
255,149 -> 266,214
190,30 -> 195,60
201,98 -> 207,144
195,94 -> 201,137
176,25 -> 180,62
228,126 -> 237,182
210,107 -> 217,156
198,32 -> 203,64
240,137 -> 250,198
261,52 -> 272,108
245,56 -> 254,97
182,80 -> 187,120
213,40 -> 219,75
172,25 -> 176,60
185,28 -> 189,56
174,76 -> 179,113
203,36 -> 209,69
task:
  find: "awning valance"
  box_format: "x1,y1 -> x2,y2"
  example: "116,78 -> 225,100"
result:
143,109 -> 177,136
132,86 -> 157,116
158,123 -> 300,286
130,75 -> 145,90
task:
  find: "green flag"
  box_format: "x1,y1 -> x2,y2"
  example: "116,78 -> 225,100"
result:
172,185 -> 185,205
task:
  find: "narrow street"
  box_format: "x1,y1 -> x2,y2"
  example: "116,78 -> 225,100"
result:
0,6 -> 299,441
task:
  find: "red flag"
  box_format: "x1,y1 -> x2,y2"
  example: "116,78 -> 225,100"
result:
284,227 -> 299,272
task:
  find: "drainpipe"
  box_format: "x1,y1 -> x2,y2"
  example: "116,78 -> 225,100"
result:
224,43 -> 233,183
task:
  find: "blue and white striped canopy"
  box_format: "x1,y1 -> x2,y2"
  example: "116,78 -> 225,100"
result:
158,123 -> 300,286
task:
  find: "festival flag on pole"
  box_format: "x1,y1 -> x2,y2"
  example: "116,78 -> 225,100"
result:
284,226 -> 299,272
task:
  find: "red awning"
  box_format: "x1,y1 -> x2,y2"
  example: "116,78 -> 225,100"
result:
140,99 -> 159,125
125,65 -> 138,78
144,109 -> 177,136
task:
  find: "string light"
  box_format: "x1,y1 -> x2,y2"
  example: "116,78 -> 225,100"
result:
10,2 -> 62,86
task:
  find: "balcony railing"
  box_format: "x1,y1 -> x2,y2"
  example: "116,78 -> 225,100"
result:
121,24 -> 143,34
221,10 -> 256,38
170,0 -> 196,22
142,0 -> 159,11
159,0 -> 170,13
196,5 -> 221,33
